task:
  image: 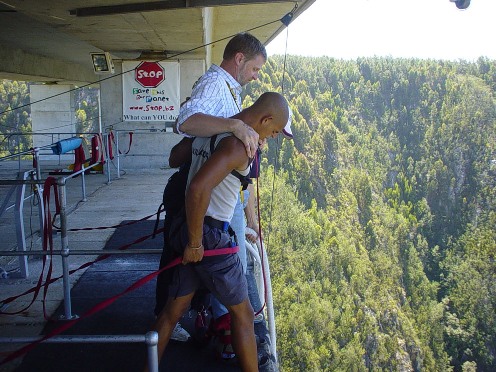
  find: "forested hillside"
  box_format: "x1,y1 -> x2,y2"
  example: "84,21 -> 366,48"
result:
244,56 -> 496,371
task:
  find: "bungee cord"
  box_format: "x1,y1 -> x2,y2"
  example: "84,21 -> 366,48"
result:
264,20 -> 292,252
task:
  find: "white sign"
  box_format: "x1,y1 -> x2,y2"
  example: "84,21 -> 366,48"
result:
122,61 -> 180,122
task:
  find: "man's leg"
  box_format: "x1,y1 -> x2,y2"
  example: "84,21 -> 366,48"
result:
155,242 -> 190,342
226,298 -> 257,372
211,195 -> 247,321
147,292 -> 195,371
209,196 -> 248,358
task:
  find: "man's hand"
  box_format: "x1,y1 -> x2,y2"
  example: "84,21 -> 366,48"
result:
182,244 -> 204,264
232,121 -> 259,158
246,224 -> 261,244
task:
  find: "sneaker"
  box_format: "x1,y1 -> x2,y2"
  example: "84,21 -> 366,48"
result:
218,341 -> 236,360
170,322 -> 190,342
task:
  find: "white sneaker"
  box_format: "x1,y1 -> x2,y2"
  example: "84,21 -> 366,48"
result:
171,322 -> 190,342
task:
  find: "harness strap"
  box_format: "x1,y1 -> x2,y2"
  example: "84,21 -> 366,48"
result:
209,135 -> 253,190
108,130 -> 133,156
204,216 -> 229,232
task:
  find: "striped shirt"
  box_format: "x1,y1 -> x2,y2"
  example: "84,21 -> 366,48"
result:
176,64 -> 242,135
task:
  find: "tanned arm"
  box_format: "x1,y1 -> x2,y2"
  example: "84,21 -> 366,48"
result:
168,137 -> 192,168
244,183 -> 261,243
179,113 -> 259,158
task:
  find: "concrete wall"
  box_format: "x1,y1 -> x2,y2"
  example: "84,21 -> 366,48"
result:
180,59 -> 205,102
99,59 -> 205,170
30,84 -> 76,161
26,59 -> 206,170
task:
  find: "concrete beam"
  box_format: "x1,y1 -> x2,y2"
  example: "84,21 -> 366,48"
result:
70,0 -> 288,17
0,45 -> 98,84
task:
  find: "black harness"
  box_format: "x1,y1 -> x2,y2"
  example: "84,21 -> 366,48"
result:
210,134 -> 253,191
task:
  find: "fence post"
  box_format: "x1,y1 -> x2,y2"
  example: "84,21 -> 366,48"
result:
145,331 -> 159,372
14,172 -> 29,278
57,178 -> 78,320
33,148 -> 45,236
116,132 -> 121,178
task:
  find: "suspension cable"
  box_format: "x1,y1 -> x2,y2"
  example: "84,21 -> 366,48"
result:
265,22 -> 292,251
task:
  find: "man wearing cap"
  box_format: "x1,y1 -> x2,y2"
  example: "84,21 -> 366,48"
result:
147,91 -> 291,372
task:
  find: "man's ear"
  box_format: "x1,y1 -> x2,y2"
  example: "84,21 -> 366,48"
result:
234,52 -> 245,66
261,115 -> 272,126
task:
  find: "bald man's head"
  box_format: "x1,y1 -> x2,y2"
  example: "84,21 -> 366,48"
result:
239,92 -> 291,140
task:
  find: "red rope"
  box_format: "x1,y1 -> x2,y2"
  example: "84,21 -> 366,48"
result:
0,225 -> 165,311
254,157 -> 268,317
1,196 -> 164,311
107,131 -> 114,160
108,130 -> 134,156
0,178 -> 59,317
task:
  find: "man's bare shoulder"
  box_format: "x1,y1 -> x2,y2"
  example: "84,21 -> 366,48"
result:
217,134 -> 244,150
216,135 -> 249,167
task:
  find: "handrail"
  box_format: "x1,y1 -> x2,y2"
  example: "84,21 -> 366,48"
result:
110,128 -> 175,178
0,143 -> 53,161
246,237 -> 278,367
0,332 -> 159,372
0,132 -> 113,279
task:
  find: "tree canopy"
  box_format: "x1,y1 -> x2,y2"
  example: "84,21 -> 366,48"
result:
245,55 -> 496,371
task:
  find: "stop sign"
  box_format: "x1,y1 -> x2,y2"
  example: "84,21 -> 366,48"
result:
135,62 -> 165,88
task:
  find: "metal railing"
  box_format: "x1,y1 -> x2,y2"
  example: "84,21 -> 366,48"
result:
246,235 -> 278,366
0,176 -> 161,370
0,133 -> 113,278
110,128 -> 175,177
0,332 -> 159,372
1,132 -> 104,168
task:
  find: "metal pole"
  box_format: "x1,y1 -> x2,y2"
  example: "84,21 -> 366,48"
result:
57,178 -> 77,320
116,132 -> 121,178
261,243 -> 278,366
104,134 -> 111,184
97,90 -> 103,134
145,331 -> 159,372
34,148 -> 45,236
60,248 -> 77,320
14,172 -> 29,278
34,147 -> 42,181
103,133 -> 113,182
16,133 -> 21,170
80,164 -> 88,202
0,249 -> 160,256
